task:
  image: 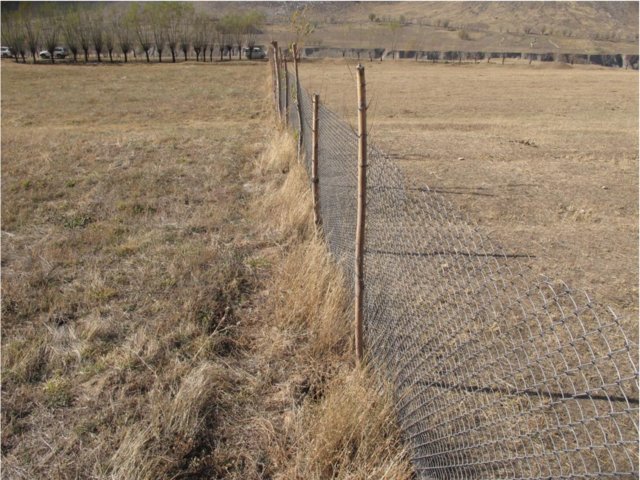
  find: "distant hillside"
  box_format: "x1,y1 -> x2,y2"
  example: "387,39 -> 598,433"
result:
199,1 -> 638,55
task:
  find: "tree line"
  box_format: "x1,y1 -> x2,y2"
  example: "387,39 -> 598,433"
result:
1,3 -> 266,64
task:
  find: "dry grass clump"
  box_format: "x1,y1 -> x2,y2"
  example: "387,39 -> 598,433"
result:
286,368 -> 412,480
255,129 -> 314,243
110,362 -> 237,480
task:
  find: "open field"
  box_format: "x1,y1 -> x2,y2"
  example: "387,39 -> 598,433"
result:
1,61 -> 410,478
298,59 -> 639,336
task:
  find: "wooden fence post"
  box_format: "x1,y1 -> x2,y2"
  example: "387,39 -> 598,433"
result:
292,43 -> 304,159
355,64 -> 367,366
272,41 -> 281,121
312,93 -> 320,226
270,44 -> 277,112
284,55 -> 289,127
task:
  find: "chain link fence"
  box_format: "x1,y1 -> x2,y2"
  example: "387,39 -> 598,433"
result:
272,50 -> 639,479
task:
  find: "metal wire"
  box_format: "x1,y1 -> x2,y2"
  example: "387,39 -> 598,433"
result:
277,61 -> 639,479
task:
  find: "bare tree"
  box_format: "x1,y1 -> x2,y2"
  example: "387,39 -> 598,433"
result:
222,14 -> 243,60
89,13 -> 104,62
23,17 -> 41,64
148,3 -> 167,62
129,3 -> 152,62
115,13 -> 133,63
387,19 -> 401,60
62,10 -> 81,62
104,20 -> 116,63
192,14 -> 208,62
1,14 -> 25,63
179,11 -> 193,61
244,11 -> 265,59
214,17 -> 232,61
42,13 -> 60,64
164,2 -> 193,63
290,5 -> 315,59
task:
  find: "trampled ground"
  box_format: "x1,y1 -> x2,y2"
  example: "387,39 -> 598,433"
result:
298,59 -> 639,336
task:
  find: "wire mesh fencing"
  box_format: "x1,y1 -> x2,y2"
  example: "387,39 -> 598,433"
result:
272,49 -> 639,479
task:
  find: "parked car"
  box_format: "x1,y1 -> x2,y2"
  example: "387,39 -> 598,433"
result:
1,46 -> 13,58
242,46 -> 266,60
40,47 -> 68,59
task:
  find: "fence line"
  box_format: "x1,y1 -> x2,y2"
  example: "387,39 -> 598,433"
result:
270,47 -> 639,479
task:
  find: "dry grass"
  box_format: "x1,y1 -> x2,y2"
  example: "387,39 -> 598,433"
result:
299,59 -> 638,337
1,61 -> 411,478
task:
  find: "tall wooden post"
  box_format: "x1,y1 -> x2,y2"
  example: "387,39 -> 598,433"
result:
355,64 -> 367,366
292,43 -> 304,158
311,93 -> 320,226
284,56 -> 289,127
272,41 -> 281,120
270,44 -> 277,111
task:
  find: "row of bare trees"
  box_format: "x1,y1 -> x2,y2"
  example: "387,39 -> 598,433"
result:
1,3 -> 266,64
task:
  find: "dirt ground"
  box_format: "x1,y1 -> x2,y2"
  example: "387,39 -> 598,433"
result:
298,59 -> 638,337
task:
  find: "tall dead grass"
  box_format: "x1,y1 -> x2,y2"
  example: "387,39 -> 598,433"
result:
248,127 -> 413,479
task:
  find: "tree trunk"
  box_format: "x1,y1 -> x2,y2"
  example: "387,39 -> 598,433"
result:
21,53 -> 26,63
14,54 -> 19,63
209,47 -> 213,62
109,50 -> 113,63
124,51 -> 128,63
171,49 -> 176,62
220,48 -> 223,62
84,49 -> 89,62
32,51 -> 37,64
237,46 -> 241,59
145,49 -> 150,62
183,50 -> 187,61
50,53 -> 55,64
158,50 -> 162,62
97,51 -> 101,62
73,52 -> 77,62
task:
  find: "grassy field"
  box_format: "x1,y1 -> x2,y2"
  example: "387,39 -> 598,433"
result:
1,61 -> 410,479
298,59 -> 638,337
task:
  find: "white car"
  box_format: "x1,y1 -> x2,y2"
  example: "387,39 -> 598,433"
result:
40,47 -> 68,59
242,46 -> 266,60
1,46 -> 13,58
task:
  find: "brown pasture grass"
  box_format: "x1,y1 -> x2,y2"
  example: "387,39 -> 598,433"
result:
1,61 -> 410,478
298,59 -> 639,338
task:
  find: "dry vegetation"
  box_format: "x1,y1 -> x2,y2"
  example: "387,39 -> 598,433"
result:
1,61 -> 411,478
260,1 -> 638,54
298,59 -> 638,339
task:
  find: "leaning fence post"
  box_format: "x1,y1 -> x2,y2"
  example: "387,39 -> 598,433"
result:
270,44 -> 277,113
284,55 -> 290,127
355,64 -> 367,366
272,41 -> 281,121
312,93 -> 320,226
292,43 -> 304,159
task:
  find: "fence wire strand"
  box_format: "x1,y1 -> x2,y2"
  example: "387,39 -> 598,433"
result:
276,57 -> 639,479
